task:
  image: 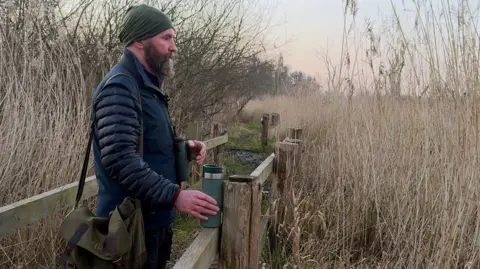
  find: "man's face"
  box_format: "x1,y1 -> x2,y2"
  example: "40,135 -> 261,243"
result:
144,28 -> 177,77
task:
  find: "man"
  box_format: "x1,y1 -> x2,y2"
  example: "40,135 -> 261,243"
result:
90,4 -> 219,269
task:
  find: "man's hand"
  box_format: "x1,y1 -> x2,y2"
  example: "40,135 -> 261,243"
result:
187,140 -> 206,165
174,190 -> 219,220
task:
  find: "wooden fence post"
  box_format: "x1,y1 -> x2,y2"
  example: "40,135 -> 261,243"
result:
220,175 -> 262,269
270,113 -> 280,126
211,122 -> 225,165
287,127 -> 302,140
288,127 -> 295,139
272,141 -> 300,231
261,113 -> 269,146
187,122 -> 203,184
294,128 -> 302,140
212,123 -> 220,165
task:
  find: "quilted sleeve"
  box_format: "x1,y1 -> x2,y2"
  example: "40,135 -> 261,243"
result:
93,84 -> 180,210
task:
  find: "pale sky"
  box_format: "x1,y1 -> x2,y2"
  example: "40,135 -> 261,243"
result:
261,0 -> 413,79
249,0 -> 480,94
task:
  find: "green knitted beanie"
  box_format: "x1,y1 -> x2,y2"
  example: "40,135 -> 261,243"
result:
118,4 -> 173,47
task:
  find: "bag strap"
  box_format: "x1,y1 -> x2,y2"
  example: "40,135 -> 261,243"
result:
74,74 -> 143,209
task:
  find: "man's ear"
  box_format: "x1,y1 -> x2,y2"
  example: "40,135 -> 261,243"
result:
131,40 -> 145,50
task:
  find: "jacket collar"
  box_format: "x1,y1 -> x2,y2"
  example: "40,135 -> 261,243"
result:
119,48 -> 167,98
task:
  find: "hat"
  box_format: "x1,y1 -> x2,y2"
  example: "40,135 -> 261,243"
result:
118,4 -> 173,47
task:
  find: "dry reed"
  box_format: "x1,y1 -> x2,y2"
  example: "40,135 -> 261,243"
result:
0,30 -> 90,267
247,93 -> 480,268
247,0 -> 480,267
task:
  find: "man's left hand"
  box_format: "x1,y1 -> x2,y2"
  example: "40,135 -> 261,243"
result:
187,140 -> 206,165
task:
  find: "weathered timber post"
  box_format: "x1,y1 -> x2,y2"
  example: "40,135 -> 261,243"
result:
264,138 -> 302,262
288,127 -> 295,139
212,123 -> 220,165
287,127 -> 302,140
210,122 -> 226,166
220,175 -> 262,269
270,113 -> 280,126
261,113 -> 269,146
187,121 -> 203,184
284,128 -> 303,145
294,128 -> 302,140
272,141 -> 300,232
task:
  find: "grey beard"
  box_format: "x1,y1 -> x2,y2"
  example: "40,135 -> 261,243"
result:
161,58 -> 175,77
145,48 -> 175,78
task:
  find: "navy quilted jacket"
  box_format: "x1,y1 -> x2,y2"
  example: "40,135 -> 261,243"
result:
91,48 -> 180,229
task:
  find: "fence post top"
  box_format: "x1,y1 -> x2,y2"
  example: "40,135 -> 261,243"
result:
228,175 -> 255,183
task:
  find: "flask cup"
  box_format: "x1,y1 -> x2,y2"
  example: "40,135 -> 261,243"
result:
175,138 -> 191,182
200,164 -> 224,228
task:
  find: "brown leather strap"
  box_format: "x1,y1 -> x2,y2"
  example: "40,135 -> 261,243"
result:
58,223 -> 89,266
104,235 -> 128,269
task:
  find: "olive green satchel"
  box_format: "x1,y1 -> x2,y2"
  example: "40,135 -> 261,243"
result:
58,74 -> 146,269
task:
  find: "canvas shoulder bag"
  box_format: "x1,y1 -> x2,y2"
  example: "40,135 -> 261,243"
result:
58,73 -> 146,269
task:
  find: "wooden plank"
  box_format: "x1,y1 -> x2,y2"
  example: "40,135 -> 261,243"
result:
220,178 -> 252,269
294,128 -> 303,140
212,123 -> 220,165
277,141 -> 299,150
288,128 -> 296,139
188,122 -> 203,184
273,142 -> 299,230
187,122 -> 203,141
209,254 -> 219,269
173,228 -> 219,269
261,114 -> 269,146
259,215 -> 269,256
249,180 -> 262,269
0,176 -> 98,237
204,135 -> 228,151
229,175 -> 255,183
283,138 -> 302,145
270,113 -> 280,126
217,124 -> 226,165
210,122 -> 226,165
250,153 -> 275,185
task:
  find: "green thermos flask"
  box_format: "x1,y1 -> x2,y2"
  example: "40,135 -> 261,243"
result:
200,164 -> 224,228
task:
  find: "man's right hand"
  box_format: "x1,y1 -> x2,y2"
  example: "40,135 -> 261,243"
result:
174,190 -> 219,220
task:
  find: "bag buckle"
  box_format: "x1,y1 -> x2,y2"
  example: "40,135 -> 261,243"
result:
112,256 -> 126,269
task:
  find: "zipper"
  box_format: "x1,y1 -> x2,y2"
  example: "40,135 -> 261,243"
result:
152,92 -> 177,142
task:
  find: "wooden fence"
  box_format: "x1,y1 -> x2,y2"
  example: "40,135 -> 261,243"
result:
0,117 -> 303,269
173,122 -> 303,269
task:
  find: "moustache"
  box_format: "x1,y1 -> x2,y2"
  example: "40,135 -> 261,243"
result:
164,52 -> 175,61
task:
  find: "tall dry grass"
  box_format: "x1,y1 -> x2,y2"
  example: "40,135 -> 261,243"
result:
247,0 -> 480,267
0,31 -> 90,267
248,93 -> 480,268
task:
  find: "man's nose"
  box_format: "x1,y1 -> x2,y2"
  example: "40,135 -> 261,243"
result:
170,43 -> 177,53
